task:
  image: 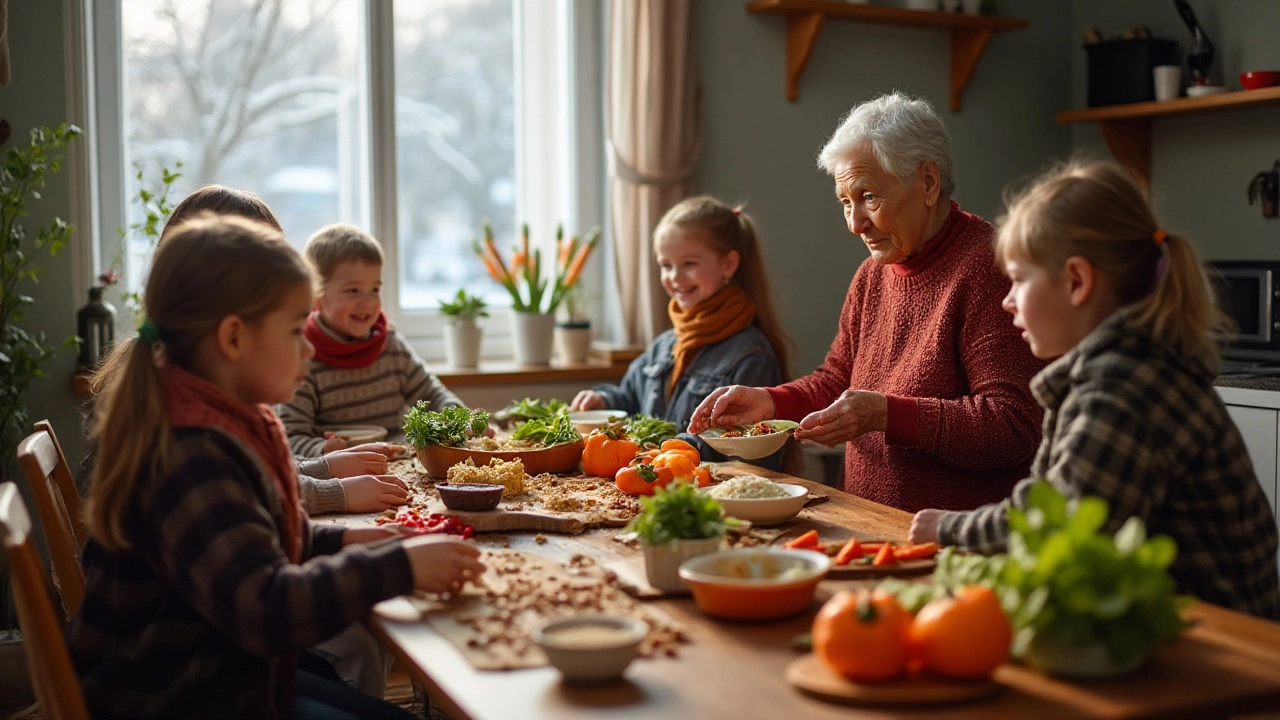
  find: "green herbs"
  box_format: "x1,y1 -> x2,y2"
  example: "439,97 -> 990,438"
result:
625,482 -> 739,545
503,397 -> 567,421
403,404 -> 489,448
438,289 -> 488,321
510,405 -> 580,446
623,414 -> 677,447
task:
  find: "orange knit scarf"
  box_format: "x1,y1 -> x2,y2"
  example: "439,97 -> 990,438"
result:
668,284 -> 755,395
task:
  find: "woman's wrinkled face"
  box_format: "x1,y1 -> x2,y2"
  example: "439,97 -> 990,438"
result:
655,228 -> 740,310
833,145 -> 935,265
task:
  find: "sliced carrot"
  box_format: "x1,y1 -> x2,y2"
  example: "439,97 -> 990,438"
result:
783,530 -> 820,551
872,543 -> 898,566
834,538 -> 865,566
894,542 -> 938,562
860,542 -> 886,554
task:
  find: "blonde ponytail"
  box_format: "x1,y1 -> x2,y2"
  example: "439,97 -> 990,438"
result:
996,160 -> 1227,371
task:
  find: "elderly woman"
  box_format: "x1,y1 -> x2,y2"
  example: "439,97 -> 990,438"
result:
689,93 -> 1045,512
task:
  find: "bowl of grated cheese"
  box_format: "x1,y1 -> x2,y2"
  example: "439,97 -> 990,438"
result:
701,476 -> 809,527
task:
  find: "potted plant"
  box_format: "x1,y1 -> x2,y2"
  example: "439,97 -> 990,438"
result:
554,285 -> 592,365
438,289 -> 487,368
472,222 -> 599,365
626,482 -> 738,593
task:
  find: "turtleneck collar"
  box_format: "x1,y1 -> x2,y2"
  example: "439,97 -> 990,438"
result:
890,200 -> 963,278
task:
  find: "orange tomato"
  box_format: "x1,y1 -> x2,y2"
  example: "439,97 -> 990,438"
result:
581,430 -> 640,478
652,451 -> 697,482
812,590 -> 912,683
614,462 -> 675,496
910,585 -> 1011,680
657,438 -> 700,464
692,465 -> 712,487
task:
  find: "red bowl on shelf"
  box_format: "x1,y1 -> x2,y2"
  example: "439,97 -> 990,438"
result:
1240,71 -> 1280,91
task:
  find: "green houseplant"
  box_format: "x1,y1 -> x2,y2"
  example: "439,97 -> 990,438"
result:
438,289 -> 487,368
626,482 -> 737,593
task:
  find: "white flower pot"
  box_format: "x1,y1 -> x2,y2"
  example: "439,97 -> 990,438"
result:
642,536 -> 724,593
443,318 -> 482,368
511,312 -> 556,365
555,323 -> 592,365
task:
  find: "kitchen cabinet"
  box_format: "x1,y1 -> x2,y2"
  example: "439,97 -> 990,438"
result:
1218,385 -> 1280,576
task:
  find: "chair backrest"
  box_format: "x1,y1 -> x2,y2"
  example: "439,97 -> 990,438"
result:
17,420 -> 86,619
0,482 -> 90,720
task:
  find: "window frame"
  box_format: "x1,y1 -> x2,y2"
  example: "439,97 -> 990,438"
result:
76,0 -> 605,360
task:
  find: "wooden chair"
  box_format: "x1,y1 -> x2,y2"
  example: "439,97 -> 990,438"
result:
0,482 -> 90,720
17,420 -> 87,619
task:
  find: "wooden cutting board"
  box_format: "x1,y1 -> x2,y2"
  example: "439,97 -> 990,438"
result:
786,654 -> 1000,705
445,508 -> 585,535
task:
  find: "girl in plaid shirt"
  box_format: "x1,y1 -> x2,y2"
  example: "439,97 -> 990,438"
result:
910,161 -> 1280,619
70,216 -> 485,718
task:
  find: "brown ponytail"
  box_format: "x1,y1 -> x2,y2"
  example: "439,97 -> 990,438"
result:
995,160 -> 1227,371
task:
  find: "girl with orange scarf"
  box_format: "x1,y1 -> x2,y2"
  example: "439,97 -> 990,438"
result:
570,196 -> 792,468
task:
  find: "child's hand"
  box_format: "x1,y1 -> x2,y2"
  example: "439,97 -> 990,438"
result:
325,447 -> 391,478
570,390 -> 606,411
403,537 -> 486,594
909,508 -> 944,545
340,474 -> 410,513
322,432 -> 348,453
342,526 -> 403,545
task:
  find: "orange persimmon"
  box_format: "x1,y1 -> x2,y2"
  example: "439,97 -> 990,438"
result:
812,590 -> 912,682
581,429 -> 640,478
910,585 -> 1011,680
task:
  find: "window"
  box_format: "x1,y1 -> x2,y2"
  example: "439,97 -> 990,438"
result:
83,0 -> 603,355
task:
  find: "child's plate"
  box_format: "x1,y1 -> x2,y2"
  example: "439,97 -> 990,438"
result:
699,420 -> 799,459
568,410 -> 628,434
327,425 -> 389,444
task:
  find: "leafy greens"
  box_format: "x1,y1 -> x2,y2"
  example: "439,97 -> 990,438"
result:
625,482 -> 738,545
403,404 -> 489,448
510,405 -> 580,446
623,414 -> 677,447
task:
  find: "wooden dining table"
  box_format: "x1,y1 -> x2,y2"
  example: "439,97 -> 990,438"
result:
346,462 -> 1280,719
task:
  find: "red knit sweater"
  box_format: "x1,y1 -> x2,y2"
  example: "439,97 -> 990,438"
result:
767,202 -> 1046,512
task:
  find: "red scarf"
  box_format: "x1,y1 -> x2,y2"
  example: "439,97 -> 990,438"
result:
668,284 -> 756,395
304,310 -> 390,369
162,365 -> 304,564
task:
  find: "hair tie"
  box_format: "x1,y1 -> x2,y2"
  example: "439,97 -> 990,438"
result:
731,207 -> 741,216
137,318 -> 161,345
1152,228 -> 1167,246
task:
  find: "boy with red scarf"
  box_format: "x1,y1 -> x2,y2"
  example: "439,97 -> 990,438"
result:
278,224 -> 464,457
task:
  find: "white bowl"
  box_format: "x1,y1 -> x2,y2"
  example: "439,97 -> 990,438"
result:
532,615 -> 648,683
568,410 -> 628,435
702,482 -> 809,526
1186,84 -> 1228,97
698,420 -> 798,459
325,425 -> 388,444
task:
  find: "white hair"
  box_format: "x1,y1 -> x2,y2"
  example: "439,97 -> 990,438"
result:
817,92 -> 956,199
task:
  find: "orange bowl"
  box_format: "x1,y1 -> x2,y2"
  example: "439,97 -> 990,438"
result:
678,548 -> 829,621
1240,71 -> 1280,90
415,438 -> 585,478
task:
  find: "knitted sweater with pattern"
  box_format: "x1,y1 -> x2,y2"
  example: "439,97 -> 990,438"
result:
766,202 -> 1046,512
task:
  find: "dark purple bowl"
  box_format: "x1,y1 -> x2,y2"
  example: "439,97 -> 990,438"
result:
436,482 -> 504,512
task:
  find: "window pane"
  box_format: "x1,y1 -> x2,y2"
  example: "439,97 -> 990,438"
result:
393,0 -> 516,311
120,0 -> 365,291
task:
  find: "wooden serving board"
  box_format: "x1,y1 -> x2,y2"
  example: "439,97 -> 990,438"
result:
786,654 -> 1000,705
825,558 -> 937,578
445,509 -> 585,535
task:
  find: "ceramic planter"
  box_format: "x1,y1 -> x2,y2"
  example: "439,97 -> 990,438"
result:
511,312 -> 556,365
554,322 -> 591,364
1024,636 -> 1149,679
443,318 -> 482,368
642,536 -> 724,593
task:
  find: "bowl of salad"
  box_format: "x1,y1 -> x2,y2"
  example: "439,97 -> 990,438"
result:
698,420 -> 799,460
404,402 -> 584,478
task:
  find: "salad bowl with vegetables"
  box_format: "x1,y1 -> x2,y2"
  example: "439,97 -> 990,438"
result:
699,420 -> 799,459
404,402 -> 584,478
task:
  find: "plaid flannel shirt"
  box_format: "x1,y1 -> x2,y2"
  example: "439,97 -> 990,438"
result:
68,428 -> 414,719
938,310 -> 1280,620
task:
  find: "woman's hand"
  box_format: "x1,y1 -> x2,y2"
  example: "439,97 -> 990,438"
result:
403,536 -> 486,594
570,390 -> 606,411
324,445 -> 397,478
687,386 -> 775,433
322,432 -> 348,453
339,474 -> 410,513
793,390 -> 887,446
909,508 -> 945,544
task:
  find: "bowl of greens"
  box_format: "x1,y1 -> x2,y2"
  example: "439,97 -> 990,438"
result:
404,402 -> 585,478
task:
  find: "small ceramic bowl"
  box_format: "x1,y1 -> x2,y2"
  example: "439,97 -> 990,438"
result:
568,410 -> 628,435
703,483 -> 809,527
698,420 -> 799,460
1240,71 -> 1280,91
435,482 -> 504,512
532,615 -> 648,683
678,548 -> 830,621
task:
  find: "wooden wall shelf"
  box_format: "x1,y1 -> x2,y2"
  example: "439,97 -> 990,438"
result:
745,0 -> 1028,111
1056,86 -> 1280,184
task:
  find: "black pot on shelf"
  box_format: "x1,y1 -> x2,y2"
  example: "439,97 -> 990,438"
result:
77,286 -> 116,368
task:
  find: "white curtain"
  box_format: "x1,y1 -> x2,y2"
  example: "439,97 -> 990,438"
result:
606,0 -> 700,345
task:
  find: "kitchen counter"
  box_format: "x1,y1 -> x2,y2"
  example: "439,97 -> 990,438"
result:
1217,383 -> 1280,409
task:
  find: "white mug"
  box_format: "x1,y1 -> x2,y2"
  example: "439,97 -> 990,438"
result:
1154,65 -> 1182,101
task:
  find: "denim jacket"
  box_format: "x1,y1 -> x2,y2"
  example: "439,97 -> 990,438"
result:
593,326 -> 785,468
